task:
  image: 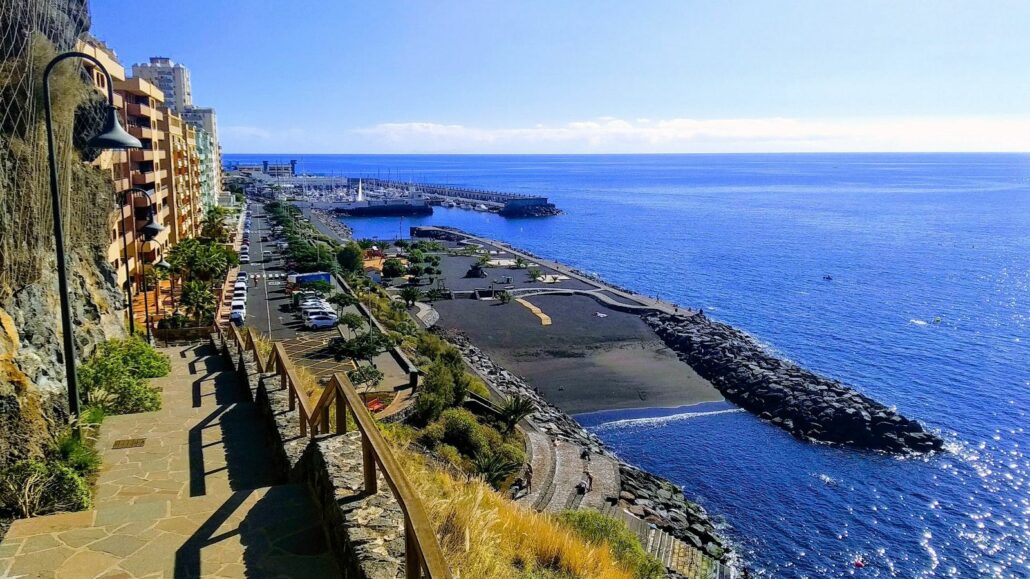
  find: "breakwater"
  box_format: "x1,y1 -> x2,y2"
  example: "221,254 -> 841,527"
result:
646,313 -> 943,454
356,178 -> 561,217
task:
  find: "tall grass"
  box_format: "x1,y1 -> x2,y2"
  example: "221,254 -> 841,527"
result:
391,443 -> 636,579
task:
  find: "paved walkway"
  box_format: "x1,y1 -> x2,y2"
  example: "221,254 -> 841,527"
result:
0,343 -> 338,578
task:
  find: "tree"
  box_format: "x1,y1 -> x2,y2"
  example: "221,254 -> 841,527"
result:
180,280 -> 215,323
498,394 -> 535,434
200,206 -> 232,242
513,256 -> 527,269
337,241 -> 364,273
327,291 -> 357,313
400,286 -> 423,307
348,365 -> 384,394
329,330 -> 394,363
338,312 -> 366,334
528,267 -> 544,282
381,258 -> 405,279
497,291 -> 513,305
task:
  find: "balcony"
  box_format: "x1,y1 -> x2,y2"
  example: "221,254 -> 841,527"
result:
130,149 -> 154,162
127,125 -> 153,140
126,102 -> 154,118
132,171 -> 156,185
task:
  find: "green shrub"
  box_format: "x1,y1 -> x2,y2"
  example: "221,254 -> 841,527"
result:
56,432 -> 101,477
437,408 -> 488,458
418,420 -> 446,449
94,336 -> 171,378
557,510 -> 664,579
467,375 -> 490,399
494,442 -> 526,468
0,460 -> 91,517
437,444 -> 465,470
79,342 -> 162,415
80,405 -> 106,426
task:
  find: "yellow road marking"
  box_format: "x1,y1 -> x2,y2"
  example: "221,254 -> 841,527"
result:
515,298 -> 552,326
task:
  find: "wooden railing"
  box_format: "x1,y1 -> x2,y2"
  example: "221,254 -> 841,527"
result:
215,325 -> 451,579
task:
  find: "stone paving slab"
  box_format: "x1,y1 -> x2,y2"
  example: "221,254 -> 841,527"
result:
0,344 -> 338,578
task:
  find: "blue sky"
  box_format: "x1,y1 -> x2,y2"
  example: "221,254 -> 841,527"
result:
92,1 -> 1030,153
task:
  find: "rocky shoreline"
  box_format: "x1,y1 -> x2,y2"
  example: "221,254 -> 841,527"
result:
646,313 -> 944,454
435,328 -> 733,563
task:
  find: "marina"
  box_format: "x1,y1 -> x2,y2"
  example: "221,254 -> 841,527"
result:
227,162 -> 561,217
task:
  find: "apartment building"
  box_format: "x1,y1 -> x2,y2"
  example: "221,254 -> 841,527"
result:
131,57 -> 192,113
158,111 -> 204,243
180,106 -> 222,194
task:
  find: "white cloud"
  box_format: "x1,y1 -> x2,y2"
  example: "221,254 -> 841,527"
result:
350,116 -> 1030,153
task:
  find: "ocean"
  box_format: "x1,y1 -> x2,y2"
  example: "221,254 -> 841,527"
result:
225,153 -> 1030,577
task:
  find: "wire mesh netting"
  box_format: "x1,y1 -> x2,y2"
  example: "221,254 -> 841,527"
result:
0,0 -> 96,295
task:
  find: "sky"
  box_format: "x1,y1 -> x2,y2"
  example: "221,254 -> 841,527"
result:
91,1 -> 1030,154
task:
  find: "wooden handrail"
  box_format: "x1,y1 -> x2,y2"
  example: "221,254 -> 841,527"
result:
214,323 -> 451,578
328,373 -> 451,579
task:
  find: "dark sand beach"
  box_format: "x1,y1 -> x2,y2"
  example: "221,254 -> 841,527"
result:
433,294 -> 723,414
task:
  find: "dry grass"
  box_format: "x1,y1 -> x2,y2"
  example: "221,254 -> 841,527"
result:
390,441 -> 635,579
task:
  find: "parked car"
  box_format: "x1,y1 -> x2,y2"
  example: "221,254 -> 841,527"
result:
234,281 -> 248,292
237,272 -> 248,281
305,314 -> 339,330
229,303 -> 246,325
300,308 -> 333,320
240,254 -> 250,264
232,289 -> 247,301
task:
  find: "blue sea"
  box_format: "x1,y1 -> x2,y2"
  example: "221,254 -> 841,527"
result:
226,153 -> 1030,577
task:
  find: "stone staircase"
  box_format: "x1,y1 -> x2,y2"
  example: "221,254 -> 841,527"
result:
596,500 -> 733,579
0,343 -> 338,578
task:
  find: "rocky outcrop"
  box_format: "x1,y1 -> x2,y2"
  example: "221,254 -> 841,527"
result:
646,313 -> 943,454
435,328 -> 732,562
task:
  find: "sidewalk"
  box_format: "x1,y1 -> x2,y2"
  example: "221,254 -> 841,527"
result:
0,343 -> 338,578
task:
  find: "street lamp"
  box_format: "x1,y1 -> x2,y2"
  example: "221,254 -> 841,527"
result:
44,52 -> 141,425
118,187 -> 160,335
136,197 -> 165,343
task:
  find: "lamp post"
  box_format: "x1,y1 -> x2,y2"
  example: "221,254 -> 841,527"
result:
44,52 -> 141,425
123,188 -> 164,340
119,187 -> 161,335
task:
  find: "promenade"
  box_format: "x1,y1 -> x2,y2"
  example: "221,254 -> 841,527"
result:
0,343 -> 337,578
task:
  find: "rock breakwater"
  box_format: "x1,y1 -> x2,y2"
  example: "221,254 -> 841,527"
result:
646,313 -> 943,454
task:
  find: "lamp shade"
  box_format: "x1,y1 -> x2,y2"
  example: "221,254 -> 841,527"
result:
140,219 -> 164,240
154,259 -> 171,270
88,105 -> 142,150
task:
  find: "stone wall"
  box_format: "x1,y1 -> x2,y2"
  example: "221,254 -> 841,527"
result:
217,336 -> 407,578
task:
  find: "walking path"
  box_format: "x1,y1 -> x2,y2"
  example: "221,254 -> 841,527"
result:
0,343 -> 338,578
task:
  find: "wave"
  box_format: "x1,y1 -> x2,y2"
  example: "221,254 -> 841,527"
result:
588,407 -> 746,432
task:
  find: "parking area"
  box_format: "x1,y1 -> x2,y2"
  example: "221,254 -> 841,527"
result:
235,205 -> 407,394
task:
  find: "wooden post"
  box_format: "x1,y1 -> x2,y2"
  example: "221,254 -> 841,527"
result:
405,518 -> 421,579
335,389 -> 347,434
299,407 -> 308,437
362,431 -> 377,494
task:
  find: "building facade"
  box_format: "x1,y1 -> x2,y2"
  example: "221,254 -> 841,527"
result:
82,38 -> 215,326
180,106 -> 222,194
131,57 -> 192,113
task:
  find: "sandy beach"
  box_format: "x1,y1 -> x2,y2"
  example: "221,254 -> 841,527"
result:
433,294 -> 723,414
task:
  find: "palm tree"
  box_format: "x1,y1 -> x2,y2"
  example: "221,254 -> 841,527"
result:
400,286 -> 423,307
528,267 -> 544,282
471,452 -> 519,490
180,280 -> 215,324
498,394 -> 535,434
514,256 -> 527,269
